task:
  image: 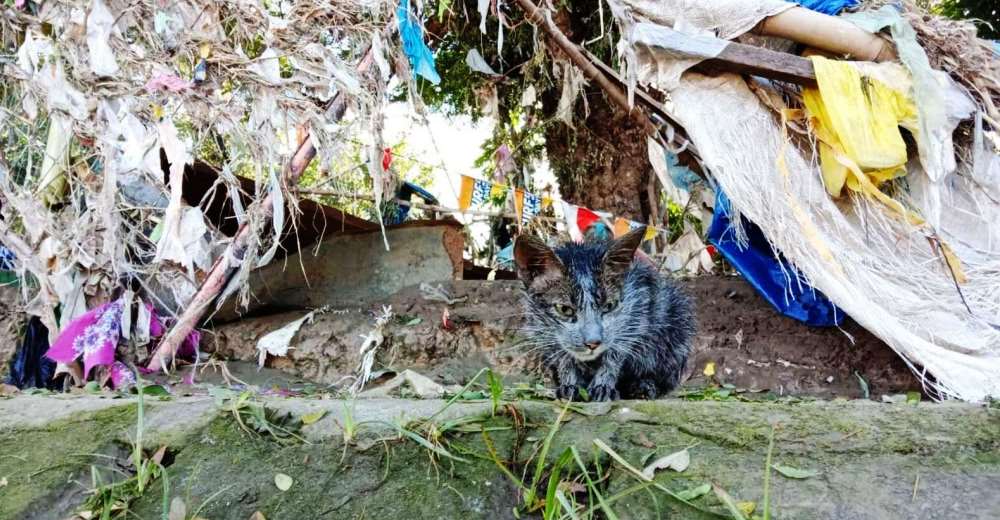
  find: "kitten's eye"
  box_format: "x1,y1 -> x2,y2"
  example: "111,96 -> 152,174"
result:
602,299 -> 618,313
553,303 -> 576,318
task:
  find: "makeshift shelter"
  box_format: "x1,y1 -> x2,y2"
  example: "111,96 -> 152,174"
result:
2,0 -> 999,401
605,0 -> 1000,400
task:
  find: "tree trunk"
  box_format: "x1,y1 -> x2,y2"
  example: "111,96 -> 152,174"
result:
538,5 -> 654,223
542,85 -> 653,222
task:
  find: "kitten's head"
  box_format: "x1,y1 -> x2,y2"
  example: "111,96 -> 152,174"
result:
514,227 -> 646,362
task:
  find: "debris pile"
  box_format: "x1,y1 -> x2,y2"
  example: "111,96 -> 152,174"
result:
2,0 -> 999,401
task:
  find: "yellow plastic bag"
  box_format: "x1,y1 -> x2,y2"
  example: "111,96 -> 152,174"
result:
802,56 -> 917,199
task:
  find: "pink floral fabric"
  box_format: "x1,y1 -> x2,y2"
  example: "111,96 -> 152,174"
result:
46,299 -> 123,378
45,298 -> 201,388
109,361 -> 136,389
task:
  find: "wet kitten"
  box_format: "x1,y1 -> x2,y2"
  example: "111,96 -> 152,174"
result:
514,227 -> 695,401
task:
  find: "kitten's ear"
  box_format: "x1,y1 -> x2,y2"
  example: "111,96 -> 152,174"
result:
604,226 -> 645,276
514,235 -> 562,287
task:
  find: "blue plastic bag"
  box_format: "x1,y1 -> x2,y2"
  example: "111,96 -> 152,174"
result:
397,0 -> 441,85
791,0 -> 858,16
708,189 -> 843,327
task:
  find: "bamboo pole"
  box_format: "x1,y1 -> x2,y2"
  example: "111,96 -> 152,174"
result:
147,49 -> 376,372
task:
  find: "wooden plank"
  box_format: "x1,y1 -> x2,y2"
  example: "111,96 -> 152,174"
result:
632,23 -> 816,86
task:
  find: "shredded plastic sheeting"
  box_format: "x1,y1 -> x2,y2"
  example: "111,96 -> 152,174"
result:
608,0 -> 792,40
612,1 -> 1000,401
670,73 -> 1000,401
1,1 -> 396,331
844,6 -> 962,229
802,56 -> 916,198
609,0 -> 792,95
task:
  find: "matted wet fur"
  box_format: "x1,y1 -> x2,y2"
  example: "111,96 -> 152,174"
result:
514,227 -> 695,401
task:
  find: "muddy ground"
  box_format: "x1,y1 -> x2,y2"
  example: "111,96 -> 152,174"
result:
206,276 -> 919,398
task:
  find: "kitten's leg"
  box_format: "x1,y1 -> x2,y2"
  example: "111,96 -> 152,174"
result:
626,379 -> 660,400
555,356 -> 584,401
587,352 -> 623,401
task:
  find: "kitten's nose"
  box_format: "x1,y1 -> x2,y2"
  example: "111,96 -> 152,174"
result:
585,340 -> 602,351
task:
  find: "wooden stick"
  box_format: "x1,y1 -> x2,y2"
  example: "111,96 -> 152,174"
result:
146,49 -> 376,372
632,22 -> 818,86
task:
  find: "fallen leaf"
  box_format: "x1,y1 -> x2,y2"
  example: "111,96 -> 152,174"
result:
772,464 -> 819,479
150,445 -> 168,465
167,497 -> 186,520
676,483 -> 711,501
249,512 -> 267,520
641,448 -> 690,479
703,362 -> 716,377
301,411 -> 326,425
274,473 -> 293,491
0,477 -> 8,487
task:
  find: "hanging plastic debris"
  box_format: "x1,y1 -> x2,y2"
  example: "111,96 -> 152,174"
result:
397,0 -> 441,84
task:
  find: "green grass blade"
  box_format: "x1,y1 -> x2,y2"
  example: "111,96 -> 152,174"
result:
526,400 -> 572,507
763,425 -> 775,520
388,422 -> 469,463
425,367 -> 490,423
160,464 -> 170,520
554,489 -> 580,520
570,446 -> 618,520
543,448 -> 573,520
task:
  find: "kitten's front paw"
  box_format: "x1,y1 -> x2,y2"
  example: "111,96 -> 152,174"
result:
586,383 -> 620,402
557,384 -> 581,401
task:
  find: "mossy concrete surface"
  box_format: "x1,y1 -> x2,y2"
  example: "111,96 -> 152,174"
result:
1,395 -> 998,519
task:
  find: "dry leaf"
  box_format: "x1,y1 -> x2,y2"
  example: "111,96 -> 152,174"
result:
641,449 -> 690,479
150,445 -> 168,465
274,473 -> 293,491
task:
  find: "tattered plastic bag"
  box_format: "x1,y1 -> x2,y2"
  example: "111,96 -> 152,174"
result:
708,190 -> 842,327
801,56 -> 916,199
256,310 -> 318,369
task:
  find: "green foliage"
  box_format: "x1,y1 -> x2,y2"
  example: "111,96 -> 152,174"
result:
935,0 -> 999,38
416,0 -> 618,189
297,139 -> 435,220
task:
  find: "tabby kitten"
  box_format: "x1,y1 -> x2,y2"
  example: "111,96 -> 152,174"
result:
514,227 -> 695,401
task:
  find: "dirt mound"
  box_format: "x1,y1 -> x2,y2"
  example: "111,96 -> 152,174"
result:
206,276 -> 919,397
